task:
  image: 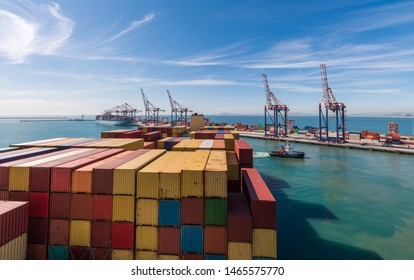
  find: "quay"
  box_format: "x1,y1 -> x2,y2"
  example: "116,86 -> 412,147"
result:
239,131 -> 414,155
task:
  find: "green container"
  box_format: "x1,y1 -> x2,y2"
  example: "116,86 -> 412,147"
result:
204,198 -> 227,226
294,129 -> 299,134
48,245 -> 69,260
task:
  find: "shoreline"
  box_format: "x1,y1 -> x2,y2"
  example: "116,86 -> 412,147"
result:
239,131 -> 414,155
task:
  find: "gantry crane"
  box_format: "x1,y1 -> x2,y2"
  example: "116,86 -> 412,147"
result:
319,64 -> 346,142
167,90 -> 193,126
262,73 -> 289,137
141,89 -> 165,126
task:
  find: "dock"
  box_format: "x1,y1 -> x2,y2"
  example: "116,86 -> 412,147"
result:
239,131 -> 414,155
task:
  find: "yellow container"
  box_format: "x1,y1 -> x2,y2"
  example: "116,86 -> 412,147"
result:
253,229 -> 277,259
112,249 -> 134,260
157,137 -> 173,149
159,254 -> 180,260
135,250 -> 158,260
136,199 -> 158,226
113,149 -> 166,195
184,139 -> 204,151
136,152 -> 178,199
112,195 -> 135,222
205,150 -> 227,198
228,242 -> 252,260
8,166 -> 29,191
171,139 -> 192,151
159,152 -> 193,199
69,220 -> 91,246
136,226 -> 157,251
181,150 -> 210,197
162,133 -> 168,138
224,134 -> 235,151
0,233 -> 27,260
226,151 -> 239,181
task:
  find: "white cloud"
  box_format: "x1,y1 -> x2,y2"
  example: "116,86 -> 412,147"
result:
0,1 -> 74,63
99,13 -> 155,45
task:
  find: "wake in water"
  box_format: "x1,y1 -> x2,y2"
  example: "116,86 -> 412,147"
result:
253,151 -> 270,158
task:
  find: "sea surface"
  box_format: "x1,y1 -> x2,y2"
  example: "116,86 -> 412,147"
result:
1,116 -> 414,259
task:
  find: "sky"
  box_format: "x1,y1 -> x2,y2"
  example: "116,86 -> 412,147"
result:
1,0 -> 414,116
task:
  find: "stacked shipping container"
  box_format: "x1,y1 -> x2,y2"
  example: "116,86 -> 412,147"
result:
0,130 -> 276,260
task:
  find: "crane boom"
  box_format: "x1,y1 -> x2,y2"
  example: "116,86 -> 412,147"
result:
320,64 -> 338,106
262,73 -> 285,109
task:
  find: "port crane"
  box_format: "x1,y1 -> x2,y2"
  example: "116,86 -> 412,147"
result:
319,64 -> 346,142
262,73 -> 289,137
167,90 -> 193,126
141,89 -> 165,126
98,103 -> 140,121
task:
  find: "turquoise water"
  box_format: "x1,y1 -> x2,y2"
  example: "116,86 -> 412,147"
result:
1,118 -> 414,259
250,138 -> 414,260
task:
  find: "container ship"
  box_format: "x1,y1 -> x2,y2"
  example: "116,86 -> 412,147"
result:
95,103 -> 138,127
0,115 -> 277,260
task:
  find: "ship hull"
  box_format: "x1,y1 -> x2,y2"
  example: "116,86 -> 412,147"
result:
96,120 -> 133,126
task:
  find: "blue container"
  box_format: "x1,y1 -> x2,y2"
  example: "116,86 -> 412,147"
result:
159,200 -> 180,226
217,130 -> 224,134
164,138 -> 176,151
181,225 -> 203,253
205,254 -> 226,260
48,245 -> 69,260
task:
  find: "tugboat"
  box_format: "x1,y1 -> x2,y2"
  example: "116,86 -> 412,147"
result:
269,142 -> 305,159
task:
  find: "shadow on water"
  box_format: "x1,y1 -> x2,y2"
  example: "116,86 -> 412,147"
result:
260,174 -> 383,260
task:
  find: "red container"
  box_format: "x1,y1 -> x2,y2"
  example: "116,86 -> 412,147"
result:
228,193 -> 252,242
69,246 -> 93,260
92,248 -> 112,260
28,244 -> 47,260
0,201 -> 28,247
29,192 -> 49,218
0,167 -> 9,191
143,142 -> 156,149
180,198 -> 203,225
51,149 -> 124,192
9,191 -> 29,202
215,134 -> 225,139
204,226 -> 227,255
235,140 -> 253,165
158,227 -> 180,255
92,150 -> 149,194
91,221 -> 112,248
0,190 -> 9,200
28,218 -> 48,245
28,149 -> 102,192
143,131 -> 161,142
0,150 -> 67,190
48,219 -> 69,245
181,253 -> 203,260
50,193 -> 70,219
121,130 -> 143,138
112,222 -> 134,250
92,195 -> 112,221
71,194 -> 92,220
241,168 -> 276,229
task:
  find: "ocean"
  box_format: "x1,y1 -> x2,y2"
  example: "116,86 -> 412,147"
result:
1,116 -> 414,259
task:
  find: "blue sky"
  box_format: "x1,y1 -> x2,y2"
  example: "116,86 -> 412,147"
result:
1,0 -> 414,116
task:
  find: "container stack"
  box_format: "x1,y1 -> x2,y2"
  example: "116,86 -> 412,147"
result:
241,168 -> 277,260
0,130 -> 277,260
203,150 -> 228,260
0,201 -> 29,259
